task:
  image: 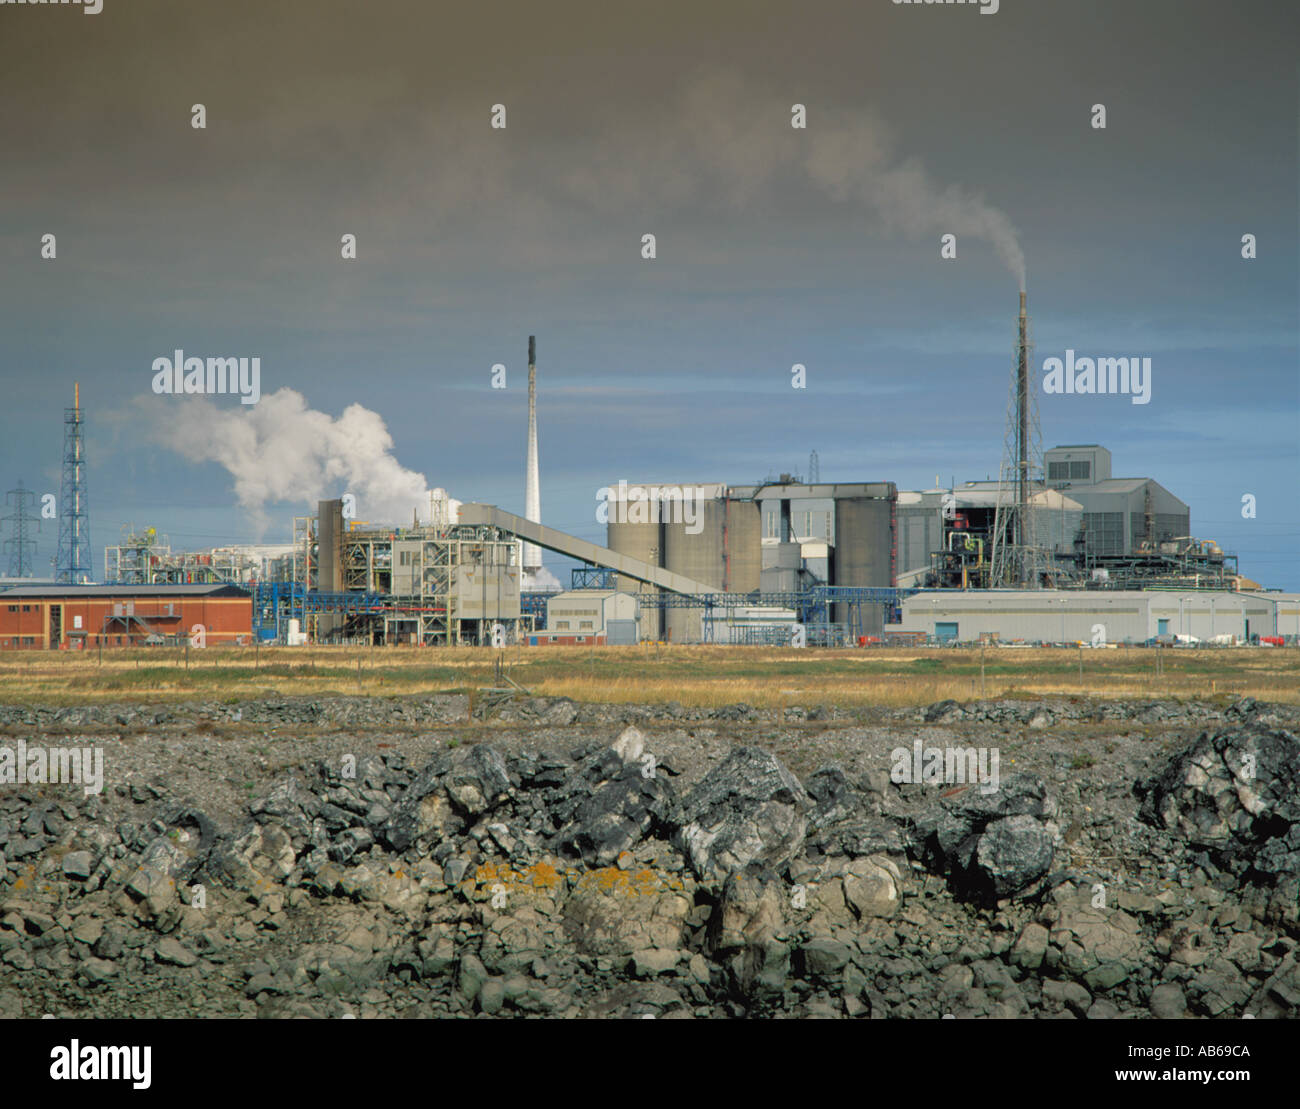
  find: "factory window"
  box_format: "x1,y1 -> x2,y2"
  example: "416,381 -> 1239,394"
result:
764,511 -> 777,539
399,551 -> 411,566
1049,461 -> 1090,481
579,621 -> 593,630
6,605 -> 15,612
21,605 -> 30,612
556,620 -> 569,630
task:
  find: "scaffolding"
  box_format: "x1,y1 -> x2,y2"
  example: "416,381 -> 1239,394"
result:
105,527 -> 293,586
104,527 -> 169,584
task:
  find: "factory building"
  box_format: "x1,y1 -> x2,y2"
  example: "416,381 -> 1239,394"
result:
897,589 -> 1295,645
29,321 -> 1274,652
964,444 -> 1190,560
539,589 -> 640,645
295,498 -> 523,645
0,584 -> 252,649
895,445 -> 1207,590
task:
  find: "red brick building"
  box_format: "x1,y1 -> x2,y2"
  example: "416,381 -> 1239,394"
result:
0,584 -> 252,649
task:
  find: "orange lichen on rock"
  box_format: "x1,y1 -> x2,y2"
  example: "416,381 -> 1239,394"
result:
522,861 -> 564,889
464,858 -> 678,898
574,866 -> 667,897
474,860 -> 521,887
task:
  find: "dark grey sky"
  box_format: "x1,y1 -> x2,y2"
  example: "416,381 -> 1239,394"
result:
1,0 -> 1296,585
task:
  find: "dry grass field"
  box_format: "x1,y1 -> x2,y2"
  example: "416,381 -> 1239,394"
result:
0,643 -> 1296,709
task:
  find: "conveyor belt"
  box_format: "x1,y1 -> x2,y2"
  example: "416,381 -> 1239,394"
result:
457,504 -> 717,596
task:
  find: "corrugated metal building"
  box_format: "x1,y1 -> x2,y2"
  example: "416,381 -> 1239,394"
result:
0,584 -> 252,649
1042,445 -> 1190,557
897,589 -> 1289,644
1277,594 -> 1300,637
544,589 -> 640,643
895,491 -> 947,585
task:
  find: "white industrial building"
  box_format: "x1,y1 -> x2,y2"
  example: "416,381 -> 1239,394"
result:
544,589 -> 640,644
897,590 -> 1300,644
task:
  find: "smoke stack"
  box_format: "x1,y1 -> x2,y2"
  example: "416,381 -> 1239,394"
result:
1015,291 -> 1029,552
523,335 -> 541,572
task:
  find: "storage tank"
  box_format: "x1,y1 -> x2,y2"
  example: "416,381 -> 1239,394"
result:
663,494 -> 727,643
606,485 -> 663,640
832,488 -> 895,636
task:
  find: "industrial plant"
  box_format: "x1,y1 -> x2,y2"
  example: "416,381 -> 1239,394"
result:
3,311 -> 1297,651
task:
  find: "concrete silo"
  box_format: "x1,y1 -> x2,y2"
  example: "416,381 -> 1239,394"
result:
721,495 -> 761,594
831,484 -> 896,637
662,486 -> 728,643
606,483 -> 664,641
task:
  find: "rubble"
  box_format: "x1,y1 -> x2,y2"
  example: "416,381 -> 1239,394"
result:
1,694 -> 1298,1018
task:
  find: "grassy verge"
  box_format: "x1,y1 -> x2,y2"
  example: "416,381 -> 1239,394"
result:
0,644 -> 1294,710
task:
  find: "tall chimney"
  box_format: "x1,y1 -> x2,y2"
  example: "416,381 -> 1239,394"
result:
523,335 -> 541,571
1016,291 -> 1029,554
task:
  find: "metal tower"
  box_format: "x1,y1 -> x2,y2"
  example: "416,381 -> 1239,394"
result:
990,292 -> 1047,587
2,481 -> 39,578
522,335 -> 542,572
56,382 -> 92,584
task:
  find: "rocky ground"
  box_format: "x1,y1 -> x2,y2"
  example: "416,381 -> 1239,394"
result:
0,693 -> 1297,1019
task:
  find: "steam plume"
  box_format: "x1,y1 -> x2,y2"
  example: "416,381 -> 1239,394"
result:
154,388 -> 457,533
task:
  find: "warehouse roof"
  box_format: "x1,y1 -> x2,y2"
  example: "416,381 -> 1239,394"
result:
0,584 -> 251,599
1069,478 -> 1162,494
960,476 -> 1177,497
943,487 -> 1083,510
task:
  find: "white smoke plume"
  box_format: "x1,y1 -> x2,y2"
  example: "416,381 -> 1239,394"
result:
524,566 -> 563,591
154,388 -> 456,533
560,72 -> 1026,288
